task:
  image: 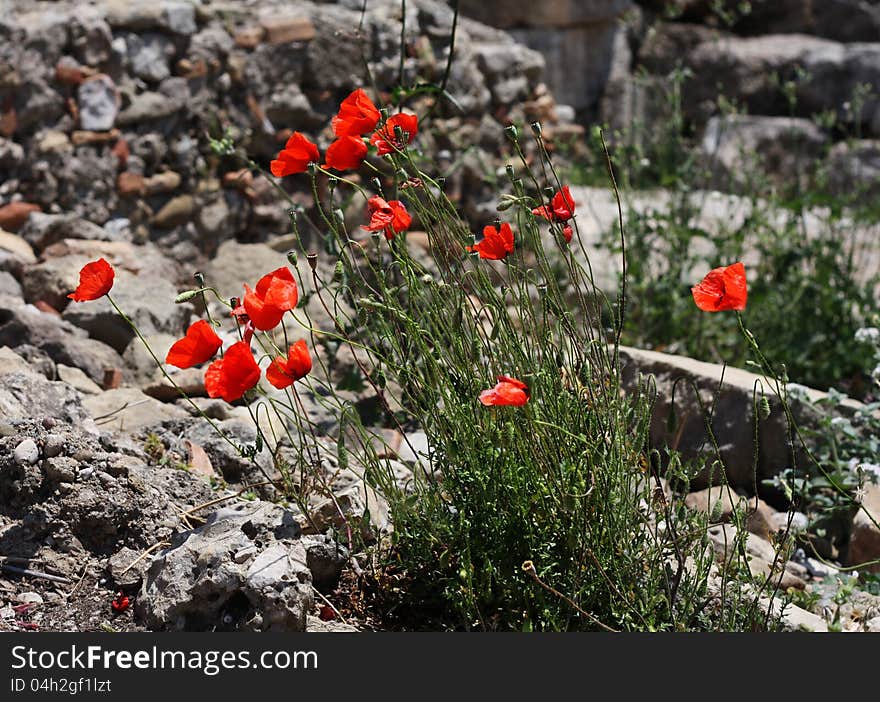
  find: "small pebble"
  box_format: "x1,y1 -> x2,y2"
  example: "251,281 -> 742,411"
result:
13,438 -> 40,466
43,433 -> 65,458
42,417 -> 56,429
17,592 -> 43,605
78,467 -> 94,480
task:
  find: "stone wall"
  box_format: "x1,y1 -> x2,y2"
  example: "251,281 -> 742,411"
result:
0,0 -> 574,260
459,0 -> 634,121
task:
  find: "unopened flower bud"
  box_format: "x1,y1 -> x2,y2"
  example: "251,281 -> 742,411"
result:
286,250 -> 298,266
333,261 -> 345,282
758,396 -> 771,420
497,198 -> 515,211
505,164 -> 515,180
174,289 -> 201,304
371,177 -> 382,192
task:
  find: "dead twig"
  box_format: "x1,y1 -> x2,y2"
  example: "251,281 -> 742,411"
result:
1,564 -> 71,584
119,541 -> 170,576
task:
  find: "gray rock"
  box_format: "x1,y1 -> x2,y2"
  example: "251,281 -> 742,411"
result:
0,137 -> 25,170
70,11 -> 114,66
0,296 -> 123,385
78,75 -> 120,132
138,501 -> 313,631
302,534 -> 350,592
0,271 -> 21,298
0,362 -> 88,425
701,114 -> 828,191
125,33 -> 175,83
44,456 -> 78,483
19,213 -> 110,254
458,0 -> 632,28
117,90 -> 185,126
160,1 -> 198,36
83,388 -> 188,433
109,546 -> 148,590
619,345 -> 864,491
53,147 -> 119,225
848,483 -> 880,573
105,0 -> 197,36
827,140 -> 880,201
43,433 -> 66,458
13,438 -> 40,466
264,84 -> 322,129
62,270 -> 190,354
306,615 -> 359,632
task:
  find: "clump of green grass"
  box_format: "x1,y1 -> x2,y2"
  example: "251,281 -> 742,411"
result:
288,117 -> 783,630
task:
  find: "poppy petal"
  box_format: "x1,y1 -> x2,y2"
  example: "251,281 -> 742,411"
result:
691,262 -> 747,312
270,132 -> 320,177
68,258 -> 115,302
204,341 -> 261,403
165,320 -> 223,368
324,136 -> 368,171
332,88 -> 381,137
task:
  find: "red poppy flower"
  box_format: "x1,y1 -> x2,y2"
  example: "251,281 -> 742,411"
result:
243,267 -> 299,331
270,132 -> 320,178
165,320 -> 223,369
111,591 -> 130,613
362,196 -> 412,240
68,258 -> 115,302
468,222 -> 515,260
204,341 -> 261,402
479,375 -> 529,407
691,262 -> 748,312
370,113 -> 418,156
324,135 -> 368,171
332,88 -> 381,137
532,186 -> 576,222
266,339 -> 312,389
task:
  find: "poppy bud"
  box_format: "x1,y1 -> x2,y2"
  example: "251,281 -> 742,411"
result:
530,121 -> 542,136
333,261 -> 345,282
504,124 -> 518,142
333,208 -> 345,226
286,250 -> 298,266
174,289 -> 201,304
307,252 -> 318,271
758,396 -> 771,420
496,198 -> 514,211
709,499 -> 724,523
371,177 -> 382,192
